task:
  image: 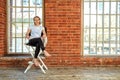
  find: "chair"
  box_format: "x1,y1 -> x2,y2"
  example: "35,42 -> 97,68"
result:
24,37 -> 48,74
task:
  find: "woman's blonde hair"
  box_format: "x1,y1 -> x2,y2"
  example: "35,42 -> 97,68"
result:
33,16 -> 41,25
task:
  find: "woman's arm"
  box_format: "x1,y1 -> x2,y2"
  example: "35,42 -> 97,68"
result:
26,28 -> 31,39
42,29 -> 47,38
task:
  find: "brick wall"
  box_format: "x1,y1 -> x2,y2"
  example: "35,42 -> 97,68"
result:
0,0 -> 120,68
44,0 -> 82,67
0,0 -> 7,56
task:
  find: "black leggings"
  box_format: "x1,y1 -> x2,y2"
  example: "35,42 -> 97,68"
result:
28,38 -> 45,58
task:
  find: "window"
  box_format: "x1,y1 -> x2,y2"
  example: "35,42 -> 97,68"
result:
7,0 -> 43,53
83,0 -> 120,55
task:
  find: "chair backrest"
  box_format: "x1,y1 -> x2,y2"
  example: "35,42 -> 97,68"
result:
41,27 -> 47,37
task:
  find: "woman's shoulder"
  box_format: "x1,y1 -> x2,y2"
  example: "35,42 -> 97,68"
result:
40,25 -> 45,27
30,24 -> 34,28
43,26 -> 47,33
41,26 -> 46,28
40,25 -> 46,30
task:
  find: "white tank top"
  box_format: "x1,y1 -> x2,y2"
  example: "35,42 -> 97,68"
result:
29,25 -> 44,39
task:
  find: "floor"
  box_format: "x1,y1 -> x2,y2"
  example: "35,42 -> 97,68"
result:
0,67 -> 120,80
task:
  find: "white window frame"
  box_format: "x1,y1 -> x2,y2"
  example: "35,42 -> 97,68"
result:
83,0 -> 120,56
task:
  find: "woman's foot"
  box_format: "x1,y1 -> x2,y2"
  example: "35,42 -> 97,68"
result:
33,58 -> 39,66
44,50 -> 51,57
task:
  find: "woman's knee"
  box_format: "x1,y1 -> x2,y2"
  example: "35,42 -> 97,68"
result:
36,43 -> 40,48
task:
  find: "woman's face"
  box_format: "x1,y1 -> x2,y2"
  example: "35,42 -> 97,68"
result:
34,17 -> 40,25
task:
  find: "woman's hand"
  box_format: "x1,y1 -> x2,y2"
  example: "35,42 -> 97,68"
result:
42,34 -> 46,38
26,35 -> 30,39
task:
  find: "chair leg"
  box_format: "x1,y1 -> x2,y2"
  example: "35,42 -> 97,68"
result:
38,56 -> 48,70
38,50 -> 48,70
38,64 -> 46,74
24,61 -> 34,73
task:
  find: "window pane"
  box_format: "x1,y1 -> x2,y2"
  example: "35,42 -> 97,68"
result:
12,23 -> 16,37
91,15 -> 96,27
97,15 -> 102,27
98,2 -> 103,14
111,15 -> 116,27
23,38 -> 28,52
111,2 -> 116,14
97,29 -> 103,55
118,2 -> 120,14
118,29 -> 120,42
23,0 -> 29,6
84,29 -> 89,42
84,15 -> 89,27
36,8 -> 43,19
104,29 -> 109,42
104,2 -> 110,14
16,38 -> 22,52
84,2 -> 89,14
91,2 -> 96,14
90,29 -> 96,41
23,23 -> 29,34
97,29 -> 103,41
16,23 -> 22,37
30,0 -> 42,7
11,0 -> 15,6
16,0 -> 22,6
104,15 -> 109,27
11,38 -> 15,52
12,8 -> 15,22
117,16 -> 120,27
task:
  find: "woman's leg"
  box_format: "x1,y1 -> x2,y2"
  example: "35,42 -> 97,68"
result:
34,38 -> 45,58
28,38 -> 44,58
39,38 -> 51,57
28,38 -> 41,66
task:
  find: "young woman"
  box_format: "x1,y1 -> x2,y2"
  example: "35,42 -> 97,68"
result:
25,16 -> 51,66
